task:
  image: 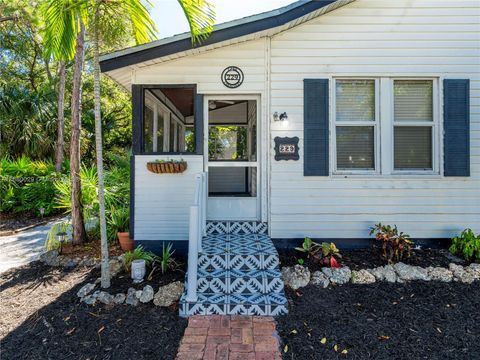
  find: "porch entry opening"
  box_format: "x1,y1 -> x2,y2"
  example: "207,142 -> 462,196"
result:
206,98 -> 260,221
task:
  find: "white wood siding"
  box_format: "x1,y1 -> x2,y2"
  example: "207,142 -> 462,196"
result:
134,155 -> 203,240
133,39 -> 266,94
269,0 -> 480,239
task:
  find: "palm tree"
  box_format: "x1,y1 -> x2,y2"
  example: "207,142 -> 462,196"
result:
43,0 -> 215,288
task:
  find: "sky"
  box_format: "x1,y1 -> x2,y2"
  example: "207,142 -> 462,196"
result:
151,0 -> 296,39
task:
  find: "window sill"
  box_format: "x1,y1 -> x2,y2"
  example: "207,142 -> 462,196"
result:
331,173 -> 443,180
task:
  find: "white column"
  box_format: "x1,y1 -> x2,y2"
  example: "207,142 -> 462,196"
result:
163,111 -> 170,152
173,122 -> 178,152
186,205 -> 198,302
152,103 -> 158,152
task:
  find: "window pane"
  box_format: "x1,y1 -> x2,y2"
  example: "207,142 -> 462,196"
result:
336,126 -> 375,170
394,126 -> 432,170
394,80 -> 433,122
336,80 -> 375,122
209,126 -> 248,161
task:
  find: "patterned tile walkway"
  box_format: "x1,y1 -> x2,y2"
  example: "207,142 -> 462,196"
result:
176,315 -> 282,360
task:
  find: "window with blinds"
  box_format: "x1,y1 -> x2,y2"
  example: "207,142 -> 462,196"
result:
393,80 -> 434,170
335,79 -> 377,171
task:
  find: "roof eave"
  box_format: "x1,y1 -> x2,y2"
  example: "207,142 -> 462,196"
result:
99,0 -> 337,73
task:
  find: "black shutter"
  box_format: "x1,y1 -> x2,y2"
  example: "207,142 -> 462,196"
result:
444,79 -> 470,177
131,85 -> 144,155
304,79 -> 329,176
194,93 -> 204,155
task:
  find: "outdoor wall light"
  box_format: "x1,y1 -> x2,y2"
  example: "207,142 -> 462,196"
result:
56,232 -> 67,254
273,111 -> 288,122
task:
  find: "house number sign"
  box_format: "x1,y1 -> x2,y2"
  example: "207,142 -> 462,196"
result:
221,66 -> 244,88
274,136 -> 299,161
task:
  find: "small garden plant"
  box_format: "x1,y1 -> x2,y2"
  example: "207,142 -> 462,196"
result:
369,223 -> 413,263
123,245 -> 156,272
449,229 -> 480,263
158,242 -> 177,274
295,237 -> 341,267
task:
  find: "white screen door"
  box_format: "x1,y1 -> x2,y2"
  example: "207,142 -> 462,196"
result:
204,95 -> 261,220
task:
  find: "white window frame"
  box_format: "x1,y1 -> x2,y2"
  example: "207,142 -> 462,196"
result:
390,78 -> 440,175
332,78 -> 381,175
331,77 -> 440,177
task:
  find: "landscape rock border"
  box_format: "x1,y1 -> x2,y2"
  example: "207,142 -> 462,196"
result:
281,262 -> 480,290
77,280 -> 184,308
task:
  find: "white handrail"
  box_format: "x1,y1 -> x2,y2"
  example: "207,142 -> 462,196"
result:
186,172 -> 207,303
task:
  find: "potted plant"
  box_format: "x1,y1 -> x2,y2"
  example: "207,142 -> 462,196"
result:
108,207 -> 133,251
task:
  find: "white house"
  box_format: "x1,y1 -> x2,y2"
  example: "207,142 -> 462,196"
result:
100,0 -> 479,315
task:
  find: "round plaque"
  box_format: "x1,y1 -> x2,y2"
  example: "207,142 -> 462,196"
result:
221,66 -> 244,88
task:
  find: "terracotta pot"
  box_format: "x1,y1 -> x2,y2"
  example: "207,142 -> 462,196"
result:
118,232 -> 134,251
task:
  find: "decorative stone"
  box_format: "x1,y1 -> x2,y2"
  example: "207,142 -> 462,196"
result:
153,281 -> 184,307
77,283 -> 96,298
427,267 -> 453,282
466,263 -> 480,280
368,265 -> 397,283
82,295 -> 97,305
59,256 -> 78,269
139,285 -> 154,303
281,265 -> 311,290
310,271 -> 330,288
113,293 -> 126,304
97,291 -> 114,305
322,266 -> 351,285
351,269 -> 376,284
40,250 -> 59,266
109,257 -> 124,278
394,263 -> 430,281
449,263 -> 475,284
126,288 -> 139,306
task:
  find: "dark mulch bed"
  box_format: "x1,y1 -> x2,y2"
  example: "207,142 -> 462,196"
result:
0,261 -> 187,360
279,246 -> 464,273
277,282 -> 480,360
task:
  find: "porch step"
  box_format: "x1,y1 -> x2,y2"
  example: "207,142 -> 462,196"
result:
179,231 -> 288,317
179,291 -> 288,316
206,221 -> 268,235
193,269 -> 285,294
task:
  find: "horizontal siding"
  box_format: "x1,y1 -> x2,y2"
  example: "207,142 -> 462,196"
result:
270,0 -> 480,239
134,155 -> 203,240
133,40 -> 266,94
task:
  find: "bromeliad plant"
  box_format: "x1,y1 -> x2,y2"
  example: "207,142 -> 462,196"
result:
449,229 -> 480,263
369,223 -> 414,263
295,237 -> 342,268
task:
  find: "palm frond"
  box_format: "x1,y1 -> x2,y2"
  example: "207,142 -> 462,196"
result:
124,0 -> 158,44
41,0 -> 78,61
177,0 -> 215,45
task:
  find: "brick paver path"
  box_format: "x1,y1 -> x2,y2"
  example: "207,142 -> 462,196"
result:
176,315 -> 282,360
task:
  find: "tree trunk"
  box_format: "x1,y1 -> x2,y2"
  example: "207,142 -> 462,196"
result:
55,61 -> 66,172
70,22 -> 87,244
93,13 -> 110,288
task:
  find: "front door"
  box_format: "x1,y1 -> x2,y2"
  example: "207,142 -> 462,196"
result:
205,95 -> 261,221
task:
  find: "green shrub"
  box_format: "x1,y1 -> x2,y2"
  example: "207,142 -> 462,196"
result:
107,207 -> 129,241
369,223 -> 414,263
0,156 -> 61,215
157,242 -> 176,274
449,229 -> 480,262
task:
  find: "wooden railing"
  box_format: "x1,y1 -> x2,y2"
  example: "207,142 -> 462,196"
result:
185,172 -> 207,302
